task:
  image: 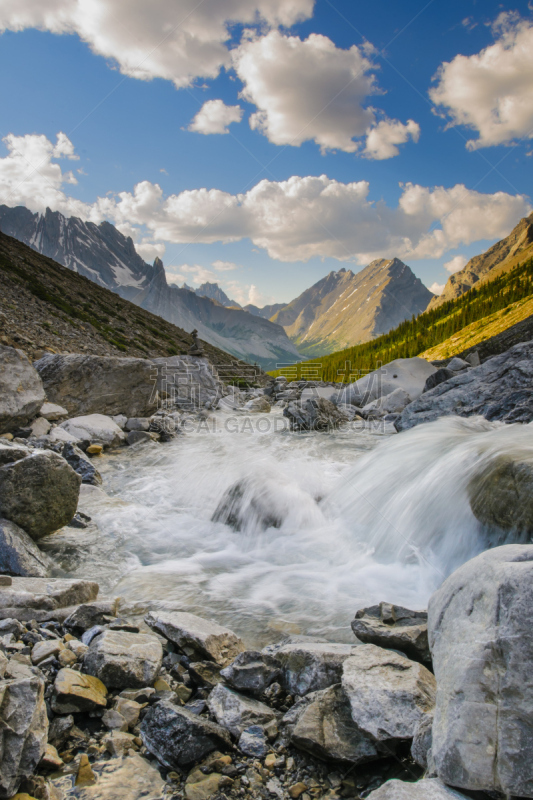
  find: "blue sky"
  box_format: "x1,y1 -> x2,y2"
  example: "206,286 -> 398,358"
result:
0,0 -> 532,305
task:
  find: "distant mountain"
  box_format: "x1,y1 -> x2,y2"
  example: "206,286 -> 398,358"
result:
0,205 -> 301,370
428,212 -> 533,311
244,302 -> 286,319
195,282 -> 241,308
271,260 -> 433,357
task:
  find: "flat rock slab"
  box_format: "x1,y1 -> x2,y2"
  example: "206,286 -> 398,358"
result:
51,752 -> 165,800
429,544 -> 533,797
60,415 -> 126,448
285,684 -> 379,765
52,667 -> 108,714
351,603 -> 429,664
264,641 -> 358,695
83,629 -> 163,689
0,577 -> 99,621
341,644 -> 436,742
141,700 -> 232,769
366,779 -> 468,799
145,610 -> 244,666
220,650 -> 279,695
207,683 -> 277,737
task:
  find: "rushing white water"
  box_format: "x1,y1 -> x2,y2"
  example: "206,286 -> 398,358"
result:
74,411 -> 533,646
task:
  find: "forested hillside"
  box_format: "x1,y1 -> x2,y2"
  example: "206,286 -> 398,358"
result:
270,257 -> 533,381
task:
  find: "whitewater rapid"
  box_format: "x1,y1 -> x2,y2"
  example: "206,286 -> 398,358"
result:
75,410 -> 533,646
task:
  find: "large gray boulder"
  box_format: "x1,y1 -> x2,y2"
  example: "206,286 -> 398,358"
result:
141,700 -> 231,769
468,457 -> 533,536
351,603 -> 430,664
206,683 -> 277,737
341,644 -> 436,742
428,544 -> 533,797
34,353 -> 158,417
83,629 -> 163,689
220,650 -> 279,695
366,779 -> 468,799
0,671 -> 48,798
284,684 -> 379,764
264,641 -> 358,695
0,451 -> 81,539
151,355 -> 224,410
0,345 -> 45,434
335,357 -> 436,408
145,610 -> 245,666
284,397 -> 348,431
396,341 -> 533,430
0,518 -> 53,577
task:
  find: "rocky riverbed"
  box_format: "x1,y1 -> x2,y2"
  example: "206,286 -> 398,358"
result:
2,341 -> 533,799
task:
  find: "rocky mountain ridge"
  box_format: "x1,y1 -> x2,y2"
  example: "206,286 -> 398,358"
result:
0,205 -> 300,370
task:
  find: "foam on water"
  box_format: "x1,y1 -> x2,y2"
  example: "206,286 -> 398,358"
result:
80,411 -> 533,646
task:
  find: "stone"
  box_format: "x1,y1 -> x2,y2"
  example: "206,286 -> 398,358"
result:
51,668 -> 107,713
102,709 -> 129,732
351,603 -> 430,664
446,357 -> 470,372
0,451 -> 81,540
288,783 -> 308,798
0,346 -> 45,434
0,672 -> 48,798
0,651 -> 7,678
211,478 -> 284,532
396,341 -> 533,430
185,773 -> 233,800
57,649 -> 77,667
125,418 -> 151,431
265,642 -> 357,695
468,457 -> 533,536
285,685 -> 379,765
47,714 -> 74,750
246,397 -> 271,413
114,697 -> 142,728
59,415 -> 126,448
411,712 -> 433,769
31,639 -> 64,665
47,426 -> 81,445
119,687 -> 155,703
428,544 -> 533,797
126,430 -> 153,446
59,443 -> 102,486
63,601 -> 118,634
379,388 -> 412,414
207,683 -> 278,738
30,417 -> 51,437
112,414 -> 128,429
423,368 -> 456,393
465,351 -> 480,367
34,353 -> 157,418
220,650 -> 279,695
41,743 -> 63,769
66,640 -> 89,659
145,610 -> 244,666
103,730 -> 137,757
283,398 -> 348,432
365,779 -> 468,799
141,700 -> 232,769
188,661 -> 223,690
0,577 -> 99,623
0,519 -> 53,578
86,444 -> 103,455
341,644 -> 436,742
0,443 -> 31,466
152,355 -> 224,410
39,403 -> 68,421
335,357 -> 436,408
238,725 -> 269,758
59,752 -> 165,800
76,754 -> 97,787
83,629 -> 163,689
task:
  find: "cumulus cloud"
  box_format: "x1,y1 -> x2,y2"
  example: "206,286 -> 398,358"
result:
212,260 -> 238,271
0,0 -> 314,88
444,254 -> 468,273
363,119 -> 420,160
188,99 -> 243,135
180,264 -> 219,285
135,239 -> 166,262
431,13 -> 533,149
429,282 -> 445,295
2,131 -> 530,268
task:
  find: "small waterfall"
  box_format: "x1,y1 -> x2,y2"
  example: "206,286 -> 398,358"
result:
73,412 -> 533,645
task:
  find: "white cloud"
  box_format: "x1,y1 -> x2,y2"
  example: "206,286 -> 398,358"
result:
223,280 -> 270,307
135,239 -> 166,262
431,13 -> 533,149
0,0 -> 314,88
363,119 -> 420,160
2,131 -> 530,269
429,282 -> 445,295
188,99 -> 243,135
212,260 -> 238,271
443,254 -> 467,273
166,272 -> 185,286
180,264 -> 218,285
